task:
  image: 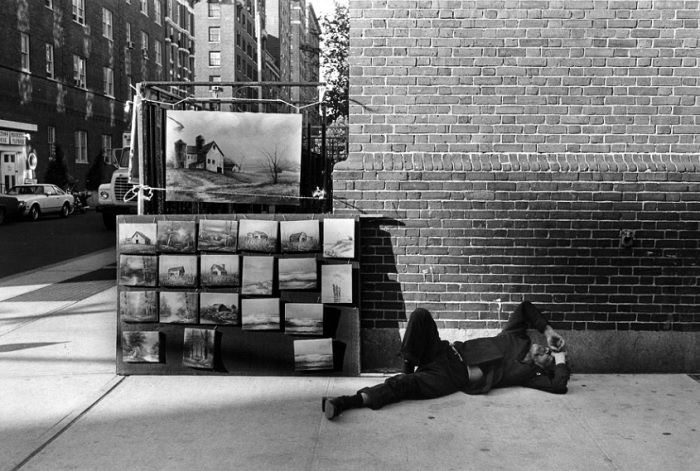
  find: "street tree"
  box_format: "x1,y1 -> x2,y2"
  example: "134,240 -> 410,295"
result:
44,144 -> 73,189
320,2 -> 349,123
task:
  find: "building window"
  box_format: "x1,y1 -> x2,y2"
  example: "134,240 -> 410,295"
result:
125,50 -> 132,76
45,0 -> 53,9
72,0 -> 85,25
236,55 -> 241,71
48,126 -> 56,158
209,51 -> 221,67
155,40 -> 162,65
20,33 -> 30,72
154,0 -> 162,25
75,131 -> 88,164
101,134 -> 112,156
209,27 -> 220,43
45,43 -> 54,78
126,23 -> 132,46
140,0 -> 148,16
102,8 -> 113,41
208,3 -> 220,18
141,32 -> 149,59
209,75 -> 221,91
73,55 -> 86,88
103,67 -> 114,96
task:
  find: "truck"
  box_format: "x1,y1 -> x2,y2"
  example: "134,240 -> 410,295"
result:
96,147 -> 136,229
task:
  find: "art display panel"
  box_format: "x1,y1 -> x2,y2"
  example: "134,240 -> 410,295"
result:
238,219 -> 279,252
122,331 -> 161,363
159,291 -> 199,324
119,255 -> 158,287
116,214 -> 361,376
294,338 -> 334,371
198,219 -> 238,252
119,290 -> 158,323
280,220 -> 320,252
200,254 -> 240,287
278,257 -> 317,290
183,328 -> 215,369
164,111 -> 303,205
158,255 -> 199,288
200,292 -> 239,325
241,256 -> 274,295
323,219 -> 355,258
241,298 -> 280,331
321,264 -> 353,304
157,220 -> 197,253
118,223 -> 157,254
285,303 -> 324,336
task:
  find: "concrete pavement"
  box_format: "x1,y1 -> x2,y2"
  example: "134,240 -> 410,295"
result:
1,249 -> 699,470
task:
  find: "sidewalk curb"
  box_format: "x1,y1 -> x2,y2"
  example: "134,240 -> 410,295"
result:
9,375 -> 124,471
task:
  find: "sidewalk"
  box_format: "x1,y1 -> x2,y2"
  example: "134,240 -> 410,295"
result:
1,252 -> 698,471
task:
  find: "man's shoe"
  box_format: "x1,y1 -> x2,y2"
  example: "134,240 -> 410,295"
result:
322,396 -> 344,420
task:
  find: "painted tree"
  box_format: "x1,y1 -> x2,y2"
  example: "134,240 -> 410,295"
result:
261,143 -> 291,184
320,2 -> 349,123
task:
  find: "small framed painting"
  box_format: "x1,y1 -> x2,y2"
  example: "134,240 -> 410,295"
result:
158,255 -> 198,288
278,257 -> 317,290
157,220 -> 197,253
118,222 -> 157,254
321,264 -> 353,304
241,298 -> 280,331
294,338 -> 333,371
200,254 -> 240,287
200,292 -> 239,325
285,303 -> 323,336
198,219 -> 238,252
238,219 -> 278,252
323,218 -> 355,259
280,220 -> 320,253
183,328 -> 215,369
122,331 -> 161,363
119,255 -> 158,287
159,291 -> 199,324
241,256 -> 274,295
119,290 -> 158,323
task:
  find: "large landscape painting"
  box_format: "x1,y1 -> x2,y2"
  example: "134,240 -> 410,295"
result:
165,111 -> 302,205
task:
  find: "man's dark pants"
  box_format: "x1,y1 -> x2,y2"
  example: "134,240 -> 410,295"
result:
358,308 -> 469,409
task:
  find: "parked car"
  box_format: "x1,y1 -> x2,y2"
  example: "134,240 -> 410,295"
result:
5,184 -> 75,221
0,193 -> 22,225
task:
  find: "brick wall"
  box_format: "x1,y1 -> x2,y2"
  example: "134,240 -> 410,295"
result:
336,0 -> 700,372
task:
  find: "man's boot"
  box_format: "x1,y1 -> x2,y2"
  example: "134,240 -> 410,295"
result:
322,394 -> 364,420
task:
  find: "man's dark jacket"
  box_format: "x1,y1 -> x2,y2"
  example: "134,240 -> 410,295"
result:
452,301 -> 570,395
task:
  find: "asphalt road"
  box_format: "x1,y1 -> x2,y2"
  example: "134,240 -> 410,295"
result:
0,210 -> 116,279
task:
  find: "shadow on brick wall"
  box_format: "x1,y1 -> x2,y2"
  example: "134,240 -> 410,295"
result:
360,217 -> 407,372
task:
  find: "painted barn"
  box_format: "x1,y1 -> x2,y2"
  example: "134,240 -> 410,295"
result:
168,266 -> 185,279
127,231 -> 151,245
210,264 -> 227,276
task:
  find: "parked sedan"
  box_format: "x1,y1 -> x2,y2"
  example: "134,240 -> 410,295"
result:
0,193 -> 22,225
6,184 -> 75,221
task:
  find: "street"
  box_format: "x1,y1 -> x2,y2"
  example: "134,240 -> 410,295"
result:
0,210 -> 115,280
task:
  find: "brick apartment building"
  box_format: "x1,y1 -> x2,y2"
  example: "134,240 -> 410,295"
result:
193,0 -> 320,123
0,0 -> 194,191
336,0 -> 700,372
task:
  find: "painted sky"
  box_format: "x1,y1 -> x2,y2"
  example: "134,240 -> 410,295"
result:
165,111 -> 302,171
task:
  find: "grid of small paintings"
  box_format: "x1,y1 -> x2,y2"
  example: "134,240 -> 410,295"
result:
117,217 -> 358,372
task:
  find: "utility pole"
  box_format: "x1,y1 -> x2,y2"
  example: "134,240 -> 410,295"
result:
255,0 -> 264,112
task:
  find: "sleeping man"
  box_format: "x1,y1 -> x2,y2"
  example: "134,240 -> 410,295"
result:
323,301 -> 570,420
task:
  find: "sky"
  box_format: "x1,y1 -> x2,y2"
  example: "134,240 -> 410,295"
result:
309,0 -> 347,18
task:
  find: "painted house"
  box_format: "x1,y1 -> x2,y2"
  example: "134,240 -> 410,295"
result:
289,232 -> 309,243
210,264 -> 227,276
127,231 -> 151,245
168,266 -> 185,279
247,231 -> 269,240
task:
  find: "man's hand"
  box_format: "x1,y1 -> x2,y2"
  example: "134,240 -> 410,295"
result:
552,351 -> 567,365
544,325 -> 566,352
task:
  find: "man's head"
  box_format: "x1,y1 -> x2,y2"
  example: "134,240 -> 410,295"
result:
528,343 -> 555,370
